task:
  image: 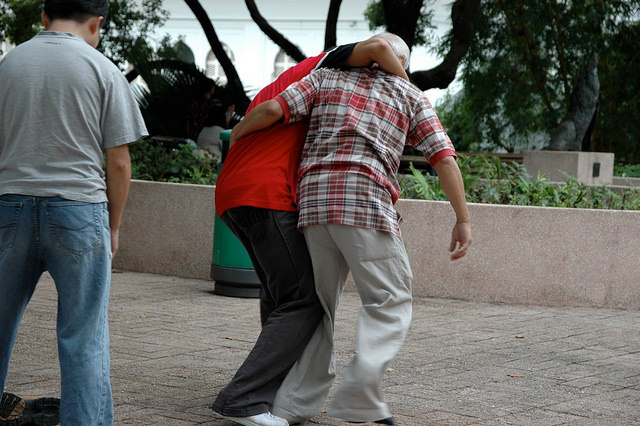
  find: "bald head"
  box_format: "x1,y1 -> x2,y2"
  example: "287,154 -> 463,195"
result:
371,33 -> 410,70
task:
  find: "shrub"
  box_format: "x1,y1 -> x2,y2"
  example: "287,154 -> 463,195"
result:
614,163 -> 640,178
129,138 -> 218,185
128,145 -> 640,211
399,154 -> 640,210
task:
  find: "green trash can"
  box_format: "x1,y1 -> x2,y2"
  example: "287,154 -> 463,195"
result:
211,130 -> 261,298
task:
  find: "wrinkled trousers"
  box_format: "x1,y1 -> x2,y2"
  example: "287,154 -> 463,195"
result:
212,207 -> 323,417
273,224 -> 413,423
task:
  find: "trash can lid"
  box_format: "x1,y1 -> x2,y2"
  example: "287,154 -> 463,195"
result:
220,129 -> 232,142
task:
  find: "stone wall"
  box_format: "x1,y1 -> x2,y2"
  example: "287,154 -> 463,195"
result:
115,180 -> 215,280
399,200 -> 640,309
115,180 -> 640,309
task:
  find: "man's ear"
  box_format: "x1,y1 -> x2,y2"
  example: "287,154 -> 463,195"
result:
400,55 -> 408,70
88,16 -> 104,35
41,12 -> 50,29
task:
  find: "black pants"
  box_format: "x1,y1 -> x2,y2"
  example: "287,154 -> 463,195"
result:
212,207 -> 324,417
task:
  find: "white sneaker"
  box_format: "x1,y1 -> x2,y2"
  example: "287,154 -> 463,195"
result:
213,410 -> 289,426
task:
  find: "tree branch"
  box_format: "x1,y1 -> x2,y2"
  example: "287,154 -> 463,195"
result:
410,0 -> 481,90
245,0 -> 306,62
381,0 -> 423,50
183,0 -> 250,113
499,1 -> 556,125
324,0 -> 342,50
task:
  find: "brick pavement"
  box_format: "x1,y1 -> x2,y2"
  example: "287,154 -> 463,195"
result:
5,271 -> 640,425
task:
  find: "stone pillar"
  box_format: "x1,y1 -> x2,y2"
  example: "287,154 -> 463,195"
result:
522,150 -> 614,185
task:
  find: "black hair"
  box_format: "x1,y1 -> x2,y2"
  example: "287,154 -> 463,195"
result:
43,0 -> 109,24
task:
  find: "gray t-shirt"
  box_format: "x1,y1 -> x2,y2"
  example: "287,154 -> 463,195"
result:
0,31 -> 148,202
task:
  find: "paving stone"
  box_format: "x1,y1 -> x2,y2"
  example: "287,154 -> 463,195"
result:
4,271 -> 640,425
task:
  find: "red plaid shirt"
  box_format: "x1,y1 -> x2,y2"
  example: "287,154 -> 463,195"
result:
276,66 -> 455,235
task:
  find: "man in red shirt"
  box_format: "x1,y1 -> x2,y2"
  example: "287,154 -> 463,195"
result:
229,33 -> 472,425
212,36 -> 409,426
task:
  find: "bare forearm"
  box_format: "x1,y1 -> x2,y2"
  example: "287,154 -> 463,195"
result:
106,145 -> 132,254
230,99 -> 284,146
106,168 -> 130,231
433,156 -> 470,223
433,155 -> 472,259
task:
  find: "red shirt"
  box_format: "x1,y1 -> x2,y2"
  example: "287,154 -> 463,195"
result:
214,44 -> 356,216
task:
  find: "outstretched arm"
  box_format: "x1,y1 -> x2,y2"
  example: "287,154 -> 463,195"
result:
229,99 -> 284,147
346,37 -> 409,81
432,155 -> 472,260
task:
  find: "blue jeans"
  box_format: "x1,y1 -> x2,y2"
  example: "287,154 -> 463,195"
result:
0,195 -> 113,426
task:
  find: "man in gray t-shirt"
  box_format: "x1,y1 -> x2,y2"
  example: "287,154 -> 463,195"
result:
0,1 -> 147,425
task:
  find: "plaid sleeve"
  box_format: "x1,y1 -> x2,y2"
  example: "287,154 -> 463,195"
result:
408,93 -> 456,162
277,69 -> 325,124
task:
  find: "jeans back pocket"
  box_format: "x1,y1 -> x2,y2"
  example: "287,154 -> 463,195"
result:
0,199 -> 22,252
45,201 -> 105,255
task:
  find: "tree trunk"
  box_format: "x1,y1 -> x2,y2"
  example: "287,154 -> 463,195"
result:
324,0 -> 342,50
245,0 -> 306,62
381,0 -> 423,50
184,0 -> 250,113
549,53 -> 599,151
410,0 -> 480,90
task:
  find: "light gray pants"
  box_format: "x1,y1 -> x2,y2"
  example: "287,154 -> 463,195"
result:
272,224 -> 413,423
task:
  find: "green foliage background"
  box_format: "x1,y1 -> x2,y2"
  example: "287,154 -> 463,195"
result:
130,138 -> 218,185
3,0 -> 638,208
399,155 -> 640,210
435,1 -> 640,162
0,0 -> 169,70
133,146 -> 640,211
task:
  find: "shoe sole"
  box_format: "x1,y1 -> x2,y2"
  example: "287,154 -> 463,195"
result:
25,397 -> 60,426
212,410 -> 288,426
0,396 -> 60,426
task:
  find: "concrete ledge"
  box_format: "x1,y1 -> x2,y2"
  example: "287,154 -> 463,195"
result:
115,180 -> 215,280
115,180 -> 640,309
613,176 -> 640,187
399,200 -> 640,309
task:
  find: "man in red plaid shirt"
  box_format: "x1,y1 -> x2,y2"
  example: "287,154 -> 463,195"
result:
230,33 -> 472,425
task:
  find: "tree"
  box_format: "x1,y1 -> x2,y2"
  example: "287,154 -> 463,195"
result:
411,0 -> 480,89
324,0 -> 343,50
101,0 -> 169,71
594,19 -> 640,162
243,0 -> 480,92
0,0 -> 170,71
244,0 -> 306,61
367,0 -> 428,51
0,0 -> 42,51
363,0 -> 480,90
184,0 -> 251,113
436,0 -> 640,160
